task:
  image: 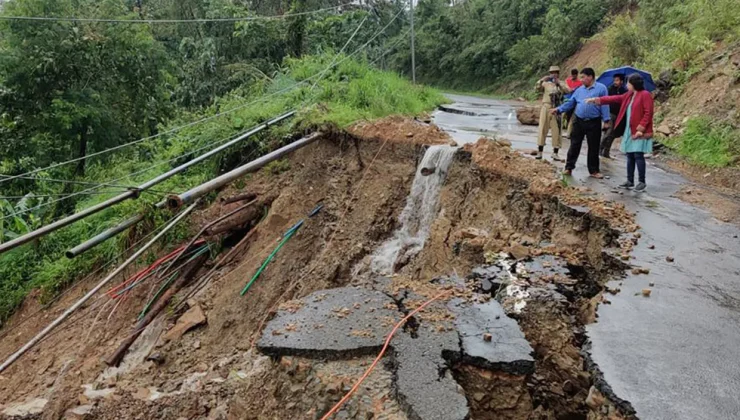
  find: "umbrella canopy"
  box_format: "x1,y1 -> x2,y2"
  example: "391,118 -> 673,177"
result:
597,66 -> 656,92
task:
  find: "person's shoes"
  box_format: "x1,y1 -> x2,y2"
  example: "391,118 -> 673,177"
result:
551,152 -> 563,162
535,150 -> 543,160
590,172 -> 604,179
634,182 -> 647,192
563,169 -> 572,176
618,181 -> 634,189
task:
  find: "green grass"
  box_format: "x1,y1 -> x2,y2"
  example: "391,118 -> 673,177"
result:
663,117 -> 738,167
0,54 -> 445,323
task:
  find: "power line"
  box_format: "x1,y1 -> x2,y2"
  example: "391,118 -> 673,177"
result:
0,132 -> 238,221
1,8 -> 404,222
0,8 -> 401,188
0,5 -> 346,24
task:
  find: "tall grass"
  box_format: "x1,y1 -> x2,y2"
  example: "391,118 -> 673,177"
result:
0,54 -> 444,323
663,117 -> 737,167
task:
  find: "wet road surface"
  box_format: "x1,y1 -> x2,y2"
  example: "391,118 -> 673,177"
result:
433,93 -> 740,420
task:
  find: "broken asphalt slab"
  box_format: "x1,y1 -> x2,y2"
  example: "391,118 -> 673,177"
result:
258,287 -> 535,420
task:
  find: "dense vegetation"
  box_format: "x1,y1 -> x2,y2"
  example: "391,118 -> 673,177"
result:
0,0 -> 442,322
601,0 -> 740,167
383,0 -> 628,90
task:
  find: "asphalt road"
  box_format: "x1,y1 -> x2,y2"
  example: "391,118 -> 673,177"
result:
433,93 -> 740,420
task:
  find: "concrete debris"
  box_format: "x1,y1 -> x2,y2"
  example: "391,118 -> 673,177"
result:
163,304 -> 207,342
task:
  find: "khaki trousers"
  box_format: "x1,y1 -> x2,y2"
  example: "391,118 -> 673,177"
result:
537,104 -> 562,148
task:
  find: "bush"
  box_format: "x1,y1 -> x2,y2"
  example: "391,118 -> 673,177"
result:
604,15 -> 645,65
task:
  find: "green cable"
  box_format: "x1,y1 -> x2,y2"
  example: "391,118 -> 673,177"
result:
137,244 -> 211,320
240,228 -> 298,296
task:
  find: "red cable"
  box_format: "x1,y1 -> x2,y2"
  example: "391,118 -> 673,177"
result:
105,240 -> 204,298
320,290 -> 451,420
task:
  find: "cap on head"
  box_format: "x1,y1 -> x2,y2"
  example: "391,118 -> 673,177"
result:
549,65 -> 561,73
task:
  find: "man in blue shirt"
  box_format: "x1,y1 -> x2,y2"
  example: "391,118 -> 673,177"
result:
552,68 -> 610,178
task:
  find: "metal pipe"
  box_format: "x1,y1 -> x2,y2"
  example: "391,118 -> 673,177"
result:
168,132 -> 322,209
0,111 -> 295,256
0,201 -> 198,374
65,201 -> 166,259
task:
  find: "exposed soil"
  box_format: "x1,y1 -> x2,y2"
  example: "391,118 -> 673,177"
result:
0,120 -> 638,420
348,115 -> 455,146
562,37 -> 609,74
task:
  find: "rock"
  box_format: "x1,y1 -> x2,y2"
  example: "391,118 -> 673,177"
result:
449,140 -> 458,147
457,227 -> 489,240
585,386 -> 605,409
516,106 -> 540,126
649,282 -> 655,287
648,244 -> 655,249
147,352 -> 165,364
666,256 -> 674,262
482,333 -> 492,342
81,384 -> 116,401
2,398 -> 48,417
507,244 -> 530,260
642,289 -> 652,297
406,132 -> 414,138
132,387 -> 151,401
421,167 -> 436,176
64,405 -> 93,419
164,304 -> 207,341
516,97 -> 526,102
495,138 -> 512,148
656,123 -> 672,137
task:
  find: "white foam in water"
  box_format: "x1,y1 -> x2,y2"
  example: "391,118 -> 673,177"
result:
369,145 -> 458,275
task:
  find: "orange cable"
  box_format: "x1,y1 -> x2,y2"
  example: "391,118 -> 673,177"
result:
320,290 -> 451,420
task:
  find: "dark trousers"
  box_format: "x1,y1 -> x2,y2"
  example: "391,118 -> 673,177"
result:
566,117 -> 602,174
626,152 -> 646,184
600,113 -> 621,156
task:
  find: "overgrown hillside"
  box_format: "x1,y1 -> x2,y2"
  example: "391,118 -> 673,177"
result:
395,0 -> 739,169
0,0 -> 443,323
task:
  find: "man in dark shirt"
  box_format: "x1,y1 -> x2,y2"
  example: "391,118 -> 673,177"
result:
599,74 -> 627,158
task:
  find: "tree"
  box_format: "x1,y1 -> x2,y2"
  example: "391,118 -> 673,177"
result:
0,0 -> 173,203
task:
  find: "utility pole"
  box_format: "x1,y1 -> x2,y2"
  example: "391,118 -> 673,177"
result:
409,0 -> 416,84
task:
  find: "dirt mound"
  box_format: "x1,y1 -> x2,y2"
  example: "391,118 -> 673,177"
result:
348,115 -> 454,146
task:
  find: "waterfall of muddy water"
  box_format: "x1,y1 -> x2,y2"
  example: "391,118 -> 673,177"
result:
368,145 -> 458,275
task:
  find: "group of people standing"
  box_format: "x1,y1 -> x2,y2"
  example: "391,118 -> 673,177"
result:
535,66 -> 654,191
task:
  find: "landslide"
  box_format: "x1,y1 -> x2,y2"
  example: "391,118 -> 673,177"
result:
0,119 -> 637,420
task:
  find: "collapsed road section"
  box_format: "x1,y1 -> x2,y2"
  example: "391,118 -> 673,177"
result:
0,118 -> 639,420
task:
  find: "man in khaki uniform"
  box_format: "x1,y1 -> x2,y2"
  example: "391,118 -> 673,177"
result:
535,65 -> 571,161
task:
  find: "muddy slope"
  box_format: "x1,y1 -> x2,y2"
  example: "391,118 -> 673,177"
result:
1,130 -> 635,420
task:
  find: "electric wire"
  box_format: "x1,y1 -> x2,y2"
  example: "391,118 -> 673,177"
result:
0,8 -> 403,192
0,5 -> 346,24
